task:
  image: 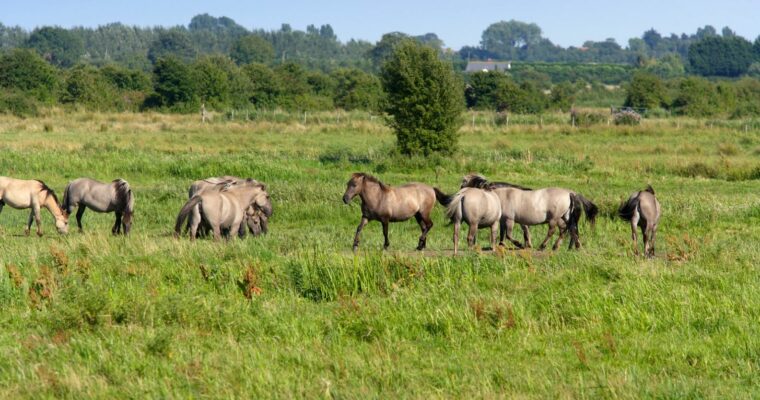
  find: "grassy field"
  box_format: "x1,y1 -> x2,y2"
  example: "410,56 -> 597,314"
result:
0,109 -> 759,398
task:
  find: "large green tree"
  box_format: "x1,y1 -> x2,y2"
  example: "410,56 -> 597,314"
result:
480,20 -> 543,60
0,48 -> 59,101
230,35 -> 274,65
689,36 -> 754,77
25,26 -> 85,68
624,71 -> 668,109
380,40 -> 464,156
149,56 -> 198,110
148,30 -> 197,64
331,68 -> 382,111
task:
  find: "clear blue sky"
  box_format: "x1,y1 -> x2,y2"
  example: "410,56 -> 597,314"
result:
3,0 -> 759,49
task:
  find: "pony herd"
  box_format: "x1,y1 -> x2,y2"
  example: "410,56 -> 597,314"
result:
0,173 -> 661,257
343,172 -> 661,257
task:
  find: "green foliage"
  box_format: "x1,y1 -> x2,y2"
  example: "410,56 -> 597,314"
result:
570,109 -> 607,126
549,82 -> 576,111
672,76 -> 718,116
60,64 -> 118,109
230,35 -> 274,65
148,57 -> 198,111
689,36 -> 755,77
0,91 -> 39,117
25,26 -> 85,68
192,56 -> 233,109
381,40 -> 464,155
624,71 -> 668,109
147,30 -> 197,64
242,63 -> 280,108
100,64 -> 151,92
643,54 -> 686,79
465,72 -> 547,114
480,20 -> 543,60
0,48 -> 59,102
330,68 -> 382,111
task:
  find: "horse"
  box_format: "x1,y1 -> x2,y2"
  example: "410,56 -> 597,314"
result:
174,179 -> 272,241
0,176 -> 69,236
436,187 -> 501,255
618,185 -> 661,258
342,173 -> 442,251
461,174 -> 598,251
188,176 -> 268,237
62,178 -> 135,235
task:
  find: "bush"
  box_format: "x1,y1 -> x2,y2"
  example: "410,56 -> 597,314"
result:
570,109 -> 607,127
0,91 -> 39,118
613,109 -> 641,125
381,40 -> 464,156
624,71 -> 667,109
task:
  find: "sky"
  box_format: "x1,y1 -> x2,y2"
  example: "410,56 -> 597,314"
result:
3,0 -> 759,49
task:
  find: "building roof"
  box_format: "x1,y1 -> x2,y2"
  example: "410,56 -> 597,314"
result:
464,61 -> 511,73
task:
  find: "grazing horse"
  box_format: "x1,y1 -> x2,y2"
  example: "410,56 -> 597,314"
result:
0,176 -> 69,236
62,178 -> 135,235
436,187 -> 501,255
175,179 -> 272,241
342,173 -> 441,251
461,174 -> 598,250
188,176 -> 268,237
618,185 -> 661,258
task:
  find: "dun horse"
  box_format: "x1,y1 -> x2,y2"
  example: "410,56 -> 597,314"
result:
0,177 -> 69,235
342,173 -> 441,251
618,185 -> 661,258
175,179 -> 272,241
63,178 -> 135,235
461,174 -> 598,250
188,176 -> 268,237
436,187 -> 501,255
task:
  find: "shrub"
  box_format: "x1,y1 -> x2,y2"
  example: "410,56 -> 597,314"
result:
0,92 -> 39,118
570,109 -> 607,127
613,109 -> 641,125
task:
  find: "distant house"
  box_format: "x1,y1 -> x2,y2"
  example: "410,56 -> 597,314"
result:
464,61 -> 511,73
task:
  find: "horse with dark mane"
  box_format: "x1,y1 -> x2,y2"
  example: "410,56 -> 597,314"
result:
63,178 -> 135,235
0,176 -> 69,236
618,185 -> 661,258
342,173 -> 444,251
461,174 -> 597,250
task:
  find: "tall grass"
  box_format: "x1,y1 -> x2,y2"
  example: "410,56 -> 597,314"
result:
0,110 -> 757,397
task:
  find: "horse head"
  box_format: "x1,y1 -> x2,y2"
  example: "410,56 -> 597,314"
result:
343,173 -> 365,204
253,190 -> 273,217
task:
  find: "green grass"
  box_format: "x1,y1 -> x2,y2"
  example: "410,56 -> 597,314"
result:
0,110 -> 758,398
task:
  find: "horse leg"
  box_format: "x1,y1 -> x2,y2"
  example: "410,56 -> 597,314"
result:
650,225 -> 658,258
381,219 -> 390,250
630,213 -> 640,256
33,203 -> 43,236
467,222 -> 478,249
112,211 -> 122,235
538,221 -> 557,251
212,223 -> 222,241
352,217 -> 369,251
25,210 -> 34,236
552,221 -> 567,251
231,221 -> 243,240
644,223 -> 655,258
641,225 -> 649,258
522,225 -> 532,248
453,220 -> 460,256
76,206 -> 86,233
504,218 -> 524,249
490,221 -> 499,251
414,213 -> 432,251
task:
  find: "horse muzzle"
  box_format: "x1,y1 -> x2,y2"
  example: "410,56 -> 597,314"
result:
342,195 -> 351,204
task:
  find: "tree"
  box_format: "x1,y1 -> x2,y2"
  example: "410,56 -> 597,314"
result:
689,36 -> 754,77
230,35 -> 274,65
331,68 -> 382,111
192,56 -> 232,109
60,64 -> 117,108
149,56 -> 198,110
148,30 -> 197,64
481,20 -> 543,60
380,40 -> 464,156
624,71 -> 667,109
0,48 -> 59,102
672,76 -> 717,116
26,26 -> 84,68
368,32 -> 409,70
242,63 -> 280,108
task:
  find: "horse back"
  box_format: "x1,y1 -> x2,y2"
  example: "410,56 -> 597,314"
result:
637,191 -> 661,224
387,183 -> 435,218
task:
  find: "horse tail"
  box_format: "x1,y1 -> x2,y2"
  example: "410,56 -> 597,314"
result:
62,182 -> 73,214
175,195 -> 202,237
575,193 -> 598,227
618,193 -> 640,222
568,193 -> 584,232
434,188 -> 453,206
444,191 -> 465,223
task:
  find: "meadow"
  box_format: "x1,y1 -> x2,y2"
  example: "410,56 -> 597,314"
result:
0,109 -> 759,398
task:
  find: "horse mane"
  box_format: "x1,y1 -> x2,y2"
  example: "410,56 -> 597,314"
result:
35,180 -> 60,204
462,174 -> 531,191
353,172 -> 390,191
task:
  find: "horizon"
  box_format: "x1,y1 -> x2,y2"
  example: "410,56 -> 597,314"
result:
3,0 -> 760,50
